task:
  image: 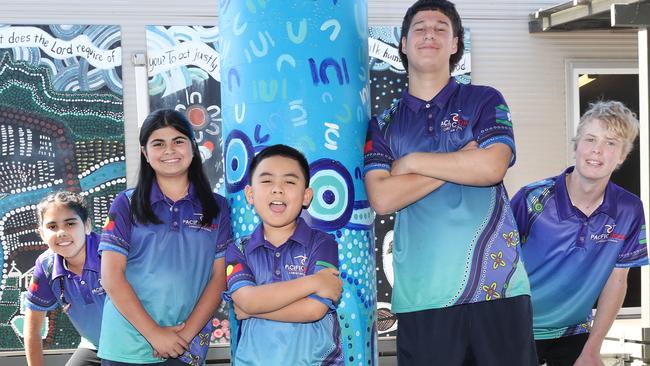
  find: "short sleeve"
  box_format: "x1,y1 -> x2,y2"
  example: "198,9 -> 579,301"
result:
214,196 -> 232,260
363,116 -> 394,175
305,231 -> 339,276
223,238 -> 256,300
99,192 -> 133,257
25,254 -> 58,311
511,189 -> 530,243
305,231 -> 340,310
471,88 -> 516,166
616,202 -> 649,268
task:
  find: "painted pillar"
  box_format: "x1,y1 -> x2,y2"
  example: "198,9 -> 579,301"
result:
219,0 -> 376,365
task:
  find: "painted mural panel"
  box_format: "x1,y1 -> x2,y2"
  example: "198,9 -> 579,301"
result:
0,24 -> 124,351
368,25 -> 471,337
147,26 -> 225,195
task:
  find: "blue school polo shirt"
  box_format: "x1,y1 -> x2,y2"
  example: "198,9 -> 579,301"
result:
25,231 -> 104,348
364,78 -> 531,313
512,166 -> 648,339
98,182 -> 231,364
225,218 -> 344,366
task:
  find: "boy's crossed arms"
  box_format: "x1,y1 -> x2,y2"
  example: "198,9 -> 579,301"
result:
227,243 -> 343,323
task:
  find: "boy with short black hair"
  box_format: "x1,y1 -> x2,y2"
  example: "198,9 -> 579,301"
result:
364,0 -> 537,364
225,144 -> 344,365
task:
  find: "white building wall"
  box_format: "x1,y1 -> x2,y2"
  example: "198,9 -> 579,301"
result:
0,0 -> 639,192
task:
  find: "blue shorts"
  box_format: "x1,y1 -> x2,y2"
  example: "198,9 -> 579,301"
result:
396,295 -> 537,366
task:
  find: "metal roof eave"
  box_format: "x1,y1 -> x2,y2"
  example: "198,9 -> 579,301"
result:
529,0 -> 645,32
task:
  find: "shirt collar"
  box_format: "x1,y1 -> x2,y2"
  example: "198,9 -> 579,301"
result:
246,217 -> 312,254
555,166 -> 618,220
402,77 -> 459,113
51,232 -> 101,279
149,179 -> 201,208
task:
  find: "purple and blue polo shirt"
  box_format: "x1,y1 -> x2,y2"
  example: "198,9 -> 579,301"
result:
225,217 -> 343,366
25,231 -> 104,349
512,166 -> 648,339
364,78 -> 530,313
98,182 -> 231,364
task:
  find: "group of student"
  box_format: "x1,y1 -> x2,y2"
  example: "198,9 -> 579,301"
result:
20,0 -> 648,365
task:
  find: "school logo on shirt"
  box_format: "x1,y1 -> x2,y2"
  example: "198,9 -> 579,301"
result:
91,282 -> 106,296
284,255 -> 307,276
441,112 -> 469,132
591,224 -> 625,243
183,213 -> 217,231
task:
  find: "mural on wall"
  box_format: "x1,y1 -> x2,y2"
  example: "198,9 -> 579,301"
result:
0,24 -> 125,351
368,25 -> 471,337
147,25 -> 225,195
146,25 -> 230,346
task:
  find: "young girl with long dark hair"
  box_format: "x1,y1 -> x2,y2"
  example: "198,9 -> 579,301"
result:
99,109 -> 231,365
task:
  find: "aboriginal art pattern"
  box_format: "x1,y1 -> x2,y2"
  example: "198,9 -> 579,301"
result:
0,24 -> 124,351
147,25 -> 225,195
220,1 -> 377,364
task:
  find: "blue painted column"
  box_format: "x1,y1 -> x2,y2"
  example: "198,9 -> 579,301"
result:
219,1 -> 376,365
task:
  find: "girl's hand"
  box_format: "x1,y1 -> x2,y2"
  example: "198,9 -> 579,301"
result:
150,323 -> 188,359
313,268 -> 343,302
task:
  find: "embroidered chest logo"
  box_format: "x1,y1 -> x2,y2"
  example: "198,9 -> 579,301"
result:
285,255 -> 307,276
441,113 -> 469,133
183,213 -> 217,231
91,286 -> 106,296
591,224 -> 626,243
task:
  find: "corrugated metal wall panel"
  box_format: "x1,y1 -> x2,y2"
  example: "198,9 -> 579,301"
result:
0,0 -> 639,192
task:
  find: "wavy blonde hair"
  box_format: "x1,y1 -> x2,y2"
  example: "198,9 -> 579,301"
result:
573,100 -> 639,159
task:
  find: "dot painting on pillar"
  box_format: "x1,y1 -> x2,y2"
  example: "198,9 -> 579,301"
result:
219,1 -> 377,365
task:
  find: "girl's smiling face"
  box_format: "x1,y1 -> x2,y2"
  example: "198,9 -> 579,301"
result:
38,203 -> 90,262
142,126 -> 194,179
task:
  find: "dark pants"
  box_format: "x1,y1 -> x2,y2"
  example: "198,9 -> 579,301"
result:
396,295 -> 537,366
536,333 -> 589,366
66,348 -> 101,366
101,358 -> 187,366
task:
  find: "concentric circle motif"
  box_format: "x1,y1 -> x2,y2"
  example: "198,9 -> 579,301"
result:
186,104 -> 209,130
305,158 -> 354,231
225,130 -> 254,193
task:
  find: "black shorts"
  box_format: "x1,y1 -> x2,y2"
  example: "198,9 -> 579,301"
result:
101,358 -> 187,365
396,295 -> 537,366
66,348 -> 100,366
535,333 -> 589,366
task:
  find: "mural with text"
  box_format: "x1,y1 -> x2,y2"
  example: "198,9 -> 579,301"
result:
0,24 -> 125,351
147,25 -> 225,196
369,25 -> 471,337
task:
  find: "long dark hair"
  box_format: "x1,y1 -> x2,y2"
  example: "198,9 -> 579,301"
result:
132,109 -> 218,226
